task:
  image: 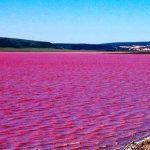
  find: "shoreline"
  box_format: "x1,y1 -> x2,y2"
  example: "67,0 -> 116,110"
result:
124,136 -> 150,150
0,49 -> 150,54
0,52 -> 149,54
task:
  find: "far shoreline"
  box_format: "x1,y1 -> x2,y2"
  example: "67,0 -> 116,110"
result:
0,48 -> 150,54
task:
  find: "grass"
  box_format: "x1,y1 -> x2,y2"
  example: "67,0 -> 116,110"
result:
0,47 -> 69,52
0,47 -> 150,53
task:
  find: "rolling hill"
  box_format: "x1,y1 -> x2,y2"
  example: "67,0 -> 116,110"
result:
0,37 -> 150,52
55,42 -> 150,51
0,37 -> 57,49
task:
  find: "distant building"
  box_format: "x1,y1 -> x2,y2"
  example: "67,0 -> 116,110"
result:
129,45 -> 150,51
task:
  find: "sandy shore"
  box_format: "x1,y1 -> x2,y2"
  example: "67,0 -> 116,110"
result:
124,137 -> 150,150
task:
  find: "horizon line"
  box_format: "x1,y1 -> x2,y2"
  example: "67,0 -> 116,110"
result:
1,36 -> 150,45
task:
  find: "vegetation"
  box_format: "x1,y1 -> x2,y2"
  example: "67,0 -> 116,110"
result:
0,37 -> 150,53
0,47 -> 66,52
0,37 -> 56,49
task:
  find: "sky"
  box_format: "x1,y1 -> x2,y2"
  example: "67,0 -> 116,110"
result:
0,0 -> 150,44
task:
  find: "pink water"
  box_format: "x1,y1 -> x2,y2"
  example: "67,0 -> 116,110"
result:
0,53 -> 150,149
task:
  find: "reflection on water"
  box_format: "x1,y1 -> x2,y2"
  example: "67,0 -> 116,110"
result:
0,53 -> 150,149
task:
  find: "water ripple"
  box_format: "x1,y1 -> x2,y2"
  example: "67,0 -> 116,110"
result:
0,53 -> 150,149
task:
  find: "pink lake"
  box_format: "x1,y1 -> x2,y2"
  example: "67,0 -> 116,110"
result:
0,52 -> 150,149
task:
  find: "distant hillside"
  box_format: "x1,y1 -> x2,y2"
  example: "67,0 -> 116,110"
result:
0,37 -> 57,49
55,42 -> 150,51
0,37 -> 150,52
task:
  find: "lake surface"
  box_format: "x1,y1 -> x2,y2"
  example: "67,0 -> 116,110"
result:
0,53 -> 150,149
